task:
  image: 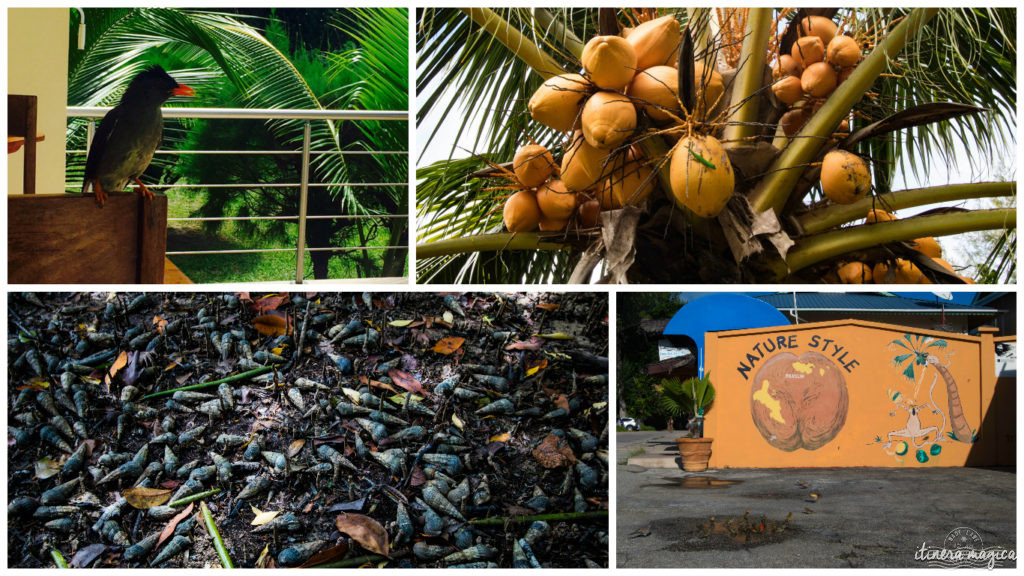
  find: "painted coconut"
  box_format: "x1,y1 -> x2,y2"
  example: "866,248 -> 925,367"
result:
750,351 -> 849,451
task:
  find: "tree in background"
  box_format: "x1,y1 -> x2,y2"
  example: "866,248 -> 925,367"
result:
617,292 -> 685,426
66,8 -> 407,281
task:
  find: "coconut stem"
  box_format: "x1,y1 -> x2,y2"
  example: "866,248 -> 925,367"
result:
461,8 -> 564,79
750,7 -> 940,216
50,547 -> 69,569
140,367 -> 273,400
416,232 -> 574,259
169,488 -> 222,508
797,182 -> 1017,235
201,501 -> 235,569
722,8 -> 772,143
532,9 -> 585,58
784,207 -> 1015,277
469,510 -> 608,526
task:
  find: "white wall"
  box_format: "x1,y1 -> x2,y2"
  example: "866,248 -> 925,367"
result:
8,8 -> 69,195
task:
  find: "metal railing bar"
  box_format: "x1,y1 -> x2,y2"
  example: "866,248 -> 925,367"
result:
67,149 -> 408,156
69,106 -> 407,121
64,183 -> 407,190
295,122 -> 312,283
167,246 -> 406,256
167,214 -> 406,222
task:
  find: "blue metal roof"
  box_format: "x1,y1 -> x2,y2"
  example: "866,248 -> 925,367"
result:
664,293 -> 791,377
754,292 -> 998,315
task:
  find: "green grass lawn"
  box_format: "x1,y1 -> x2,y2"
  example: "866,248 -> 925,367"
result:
165,189 -> 400,283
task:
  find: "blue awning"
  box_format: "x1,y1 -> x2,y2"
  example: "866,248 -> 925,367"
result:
665,293 -> 791,377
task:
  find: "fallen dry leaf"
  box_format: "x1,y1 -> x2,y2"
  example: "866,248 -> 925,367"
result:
152,314 -> 168,334
388,369 -> 426,396
300,541 -> 350,568
489,432 -> 510,443
532,433 -> 576,468
251,506 -> 281,526
553,393 -> 570,414
34,456 -> 61,479
506,336 -> 544,351
536,302 -> 560,311
123,486 -> 172,509
69,543 -> 107,568
335,513 -> 389,557
287,439 -> 306,458
253,312 -> 291,336
526,358 -> 548,377
389,319 -> 414,327
252,294 -> 288,314
157,503 -> 194,549
432,337 -> 465,355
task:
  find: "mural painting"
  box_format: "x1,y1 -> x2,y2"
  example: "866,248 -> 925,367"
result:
875,334 -> 978,464
750,351 -> 849,451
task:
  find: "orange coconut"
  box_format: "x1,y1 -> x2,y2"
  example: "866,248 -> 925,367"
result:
627,65 -> 679,122
536,179 -> 577,221
865,208 -> 896,223
513,144 -> 555,188
791,36 -> 825,68
626,15 -> 681,70
820,149 -> 871,204
801,62 -> 838,98
775,54 -> 802,79
909,237 -> 942,259
561,133 -> 610,191
576,198 -> 601,227
837,261 -> 873,284
528,73 -> 590,132
538,215 -> 568,231
771,75 -> 804,105
799,15 -> 838,47
827,35 -> 861,68
872,261 -> 892,284
669,134 -> 735,218
601,159 -> 656,210
503,190 -> 542,232
582,35 -> 637,90
581,90 -> 637,150
779,107 -> 811,137
692,61 -> 725,118
895,259 -> 929,284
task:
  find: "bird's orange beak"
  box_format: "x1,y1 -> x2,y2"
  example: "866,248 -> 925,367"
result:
172,84 -> 195,97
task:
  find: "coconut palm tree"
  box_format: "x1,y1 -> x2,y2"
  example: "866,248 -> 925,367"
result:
416,8 -> 1015,284
66,8 -> 408,280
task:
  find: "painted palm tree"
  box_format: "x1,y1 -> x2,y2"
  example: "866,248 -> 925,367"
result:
416,8 -> 1015,284
66,8 -> 408,280
889,333 -> 974,442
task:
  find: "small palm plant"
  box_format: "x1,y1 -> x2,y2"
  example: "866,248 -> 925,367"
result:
659,373 -> 715,438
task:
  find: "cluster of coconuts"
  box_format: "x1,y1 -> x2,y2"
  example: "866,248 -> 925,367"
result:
836,209 -> 974,284
502,143 -> 600,233
503,13 -> 738,229
771,15 -> 861,139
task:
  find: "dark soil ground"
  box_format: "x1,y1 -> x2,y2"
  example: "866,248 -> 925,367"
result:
8,292 -> 609,568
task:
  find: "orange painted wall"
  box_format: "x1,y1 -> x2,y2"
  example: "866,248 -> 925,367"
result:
703,320 -> 1007,468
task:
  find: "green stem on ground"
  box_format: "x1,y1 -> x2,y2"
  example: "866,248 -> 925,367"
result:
169,488 -> 222,508
201,501 -> 235,569
796,182 -> 1017,235
462,8 -> 564,79
416,232 -> 573,259
50,547 -> 69,569
750,8 -> 941,216
141,367 -> 273,400
722,8 -> 772,144
307,554 -> 387,568
784,208 -> 1016,276
469,510 -> 608,526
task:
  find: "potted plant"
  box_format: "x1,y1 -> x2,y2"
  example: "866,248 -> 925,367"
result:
659,373 -> 715,472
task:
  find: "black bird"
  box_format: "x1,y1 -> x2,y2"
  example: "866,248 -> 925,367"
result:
81,65 -> 194,205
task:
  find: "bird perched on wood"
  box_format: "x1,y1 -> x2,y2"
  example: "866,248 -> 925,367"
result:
81,65 -> 194,205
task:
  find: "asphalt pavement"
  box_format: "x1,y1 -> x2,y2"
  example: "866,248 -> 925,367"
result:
616,431 -> 1017,568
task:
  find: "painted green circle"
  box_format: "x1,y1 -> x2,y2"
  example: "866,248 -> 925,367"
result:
916,449 -> 929,463
930,444 -> 942,456
895,441 -> 908,456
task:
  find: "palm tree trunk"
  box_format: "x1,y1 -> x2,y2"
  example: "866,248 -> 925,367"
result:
928,356 -> 974,442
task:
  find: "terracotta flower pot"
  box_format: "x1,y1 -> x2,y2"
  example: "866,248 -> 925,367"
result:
676,437 -> 713,472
